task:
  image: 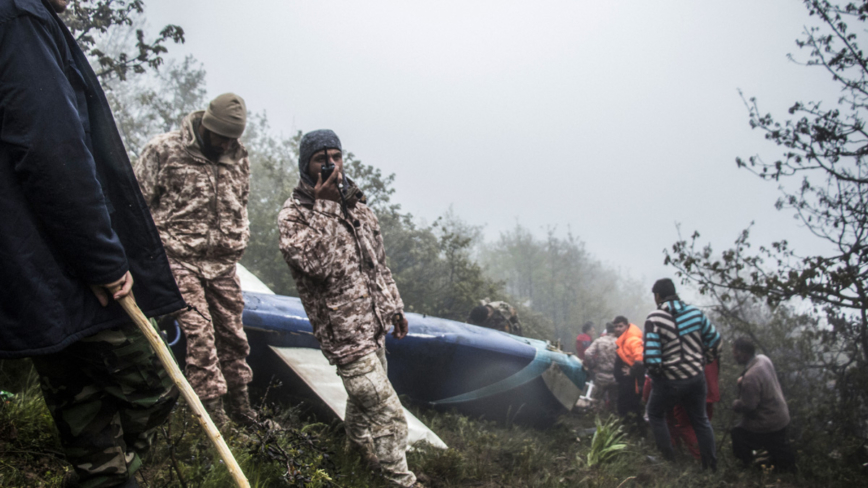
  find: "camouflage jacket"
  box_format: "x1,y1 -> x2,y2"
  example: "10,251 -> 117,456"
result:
481,301 -> 523,336
278,184 -> 404,366
583,334 -> 617,385
134,112 -> 250,279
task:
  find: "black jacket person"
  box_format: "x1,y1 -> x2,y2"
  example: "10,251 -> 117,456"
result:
0,0 -> 184,356
0,1 -> 184,486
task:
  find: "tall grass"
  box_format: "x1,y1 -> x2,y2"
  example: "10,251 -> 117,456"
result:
0,359 -> 66,487
3,362 -> 868,487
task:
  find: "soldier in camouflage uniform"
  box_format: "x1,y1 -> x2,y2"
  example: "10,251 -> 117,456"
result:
278,130 -> 418,487
134,94 -> 256,428
583,322 -> 619,412
467,300 -> 523,336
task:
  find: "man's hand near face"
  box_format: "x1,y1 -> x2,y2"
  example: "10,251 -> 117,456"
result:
312,153 -> 343,203
314,161 -> 342,202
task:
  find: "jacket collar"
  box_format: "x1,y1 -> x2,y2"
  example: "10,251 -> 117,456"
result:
742,354 -> 760,375
659,296 -> 684,314
181,111 -> 247,165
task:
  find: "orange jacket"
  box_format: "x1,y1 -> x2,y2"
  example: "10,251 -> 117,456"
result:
616,323 -> 644,366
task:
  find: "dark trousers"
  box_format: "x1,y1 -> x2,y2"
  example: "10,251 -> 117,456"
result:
731,426 -> 796,472
617,377 -> 645,434
647,374 -> 717,470
669,402 -> 714,460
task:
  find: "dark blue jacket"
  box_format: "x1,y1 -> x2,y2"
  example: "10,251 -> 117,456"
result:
0,0 -> 185,358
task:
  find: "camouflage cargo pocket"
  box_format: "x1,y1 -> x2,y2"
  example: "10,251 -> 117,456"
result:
217,218 -> 250,253
325,292 -> 374,344
99,326 -> 166,393
163,220 -> 210,255
342,367 -> 391,411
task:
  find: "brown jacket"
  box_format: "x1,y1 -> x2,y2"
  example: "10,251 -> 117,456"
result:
134,112 -> 250,279
733,354 -> 790,433
278,185 -> 403,365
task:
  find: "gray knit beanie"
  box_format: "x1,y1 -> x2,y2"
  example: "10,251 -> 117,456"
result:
202,93 -> 247,139
299,129 -> 342,186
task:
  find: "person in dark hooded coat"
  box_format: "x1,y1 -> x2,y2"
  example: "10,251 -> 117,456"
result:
0,1 -> 185,486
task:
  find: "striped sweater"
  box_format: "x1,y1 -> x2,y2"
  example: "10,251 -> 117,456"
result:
643,299 -> 721,380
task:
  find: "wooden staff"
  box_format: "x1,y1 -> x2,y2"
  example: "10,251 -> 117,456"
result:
109,285 -> 250,488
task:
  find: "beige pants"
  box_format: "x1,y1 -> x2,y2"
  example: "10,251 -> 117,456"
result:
337,348 -> 416,487
171,263 -> 253,400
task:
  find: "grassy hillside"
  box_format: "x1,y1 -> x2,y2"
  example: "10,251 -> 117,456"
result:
1,358 -> 864,487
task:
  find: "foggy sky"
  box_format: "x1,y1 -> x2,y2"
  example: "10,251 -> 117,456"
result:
146,0 -> 842,289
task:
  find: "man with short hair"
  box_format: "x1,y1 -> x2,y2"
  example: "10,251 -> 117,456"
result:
575,321 -> 595,360
467,300 -> 523,336
135,93 -> 256,428
1,1 -> 185,486
731,337 -> 796,472
643,278 -> 720,470
612,315 -> 645,433
278,129 -> 418,487
583,322 -> 618,412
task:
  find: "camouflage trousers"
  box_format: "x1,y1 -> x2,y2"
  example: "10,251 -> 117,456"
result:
593,378 -> 619,414
170,261 -> 253,400
337,348 -> 416,487
31,323 -> 179,488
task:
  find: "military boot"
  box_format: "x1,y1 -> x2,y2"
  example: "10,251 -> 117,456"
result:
201,396 -> 230,431
61,470 -> 79,488
225,385 -> 258,428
